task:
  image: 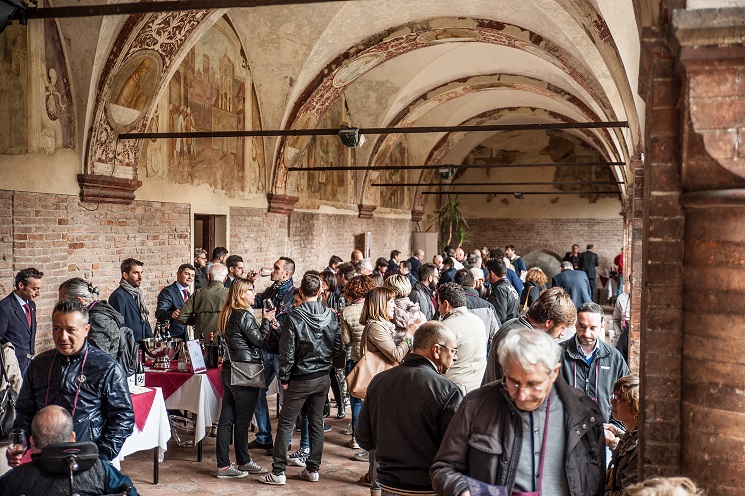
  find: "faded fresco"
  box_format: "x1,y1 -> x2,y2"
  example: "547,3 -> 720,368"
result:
43,19 -> 75,152
0,24 -> 28,154
288,96 -> 354,204
141,18 -> 264,195
373,139 -> 410,209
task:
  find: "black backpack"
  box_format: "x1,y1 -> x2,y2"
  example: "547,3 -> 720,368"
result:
117,326 -> 139,376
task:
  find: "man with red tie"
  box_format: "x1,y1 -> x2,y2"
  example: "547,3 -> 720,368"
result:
0,268 -> 44,376
155,263 -> 196,340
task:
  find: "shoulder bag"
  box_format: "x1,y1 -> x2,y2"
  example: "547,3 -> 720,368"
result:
223,336 -> 265,388
0,347 -> 18,440
346,323 -> 397,399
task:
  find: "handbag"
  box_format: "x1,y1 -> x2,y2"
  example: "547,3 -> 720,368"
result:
0,348 -> 17,440
346,323 -> 397,399
223,338 -> 266,388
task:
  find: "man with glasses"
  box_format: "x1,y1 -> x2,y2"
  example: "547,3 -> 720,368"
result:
431,327 -> 605,496
356,322 -> 463,496
193,248 -> 208,290
437,283 -> 487,395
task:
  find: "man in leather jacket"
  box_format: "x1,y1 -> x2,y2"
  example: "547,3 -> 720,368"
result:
8,298 -> 134,466
431,327 -> 605,496
258,273 -> 344,486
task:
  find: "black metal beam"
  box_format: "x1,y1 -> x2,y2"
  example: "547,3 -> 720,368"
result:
371,181 -> 623,186
288,161 -> 624,171
420,191 -> 621,196
24,0 -> 361,20
118,121 -> 628,141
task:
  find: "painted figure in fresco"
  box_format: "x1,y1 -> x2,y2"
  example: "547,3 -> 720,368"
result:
115,58 -> 154,111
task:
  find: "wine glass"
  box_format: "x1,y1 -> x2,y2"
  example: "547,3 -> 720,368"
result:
7,429 -> 28,456
263,299 -> 276,312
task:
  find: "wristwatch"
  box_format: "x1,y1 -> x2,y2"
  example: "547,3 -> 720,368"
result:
403,336 -> 413,347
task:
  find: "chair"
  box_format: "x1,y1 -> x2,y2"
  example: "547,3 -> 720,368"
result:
39,441 -> 130,496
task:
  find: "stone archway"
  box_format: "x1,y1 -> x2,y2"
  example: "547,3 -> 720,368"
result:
523,249 -> 562,281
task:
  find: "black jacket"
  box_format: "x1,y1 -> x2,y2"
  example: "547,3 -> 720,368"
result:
431,376 -> 605,496
224,308 -> 269,364
254,278 -> 295,354
87,300 -> 124,358
357,354 -> 463,491
0,455 -> 138,496
14,343 -> 134,461
409,281 -> 435,321
278,301 -> 343,384
486,278 -> 520,324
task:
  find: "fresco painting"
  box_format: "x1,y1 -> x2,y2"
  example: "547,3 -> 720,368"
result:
374,139 -> 410,210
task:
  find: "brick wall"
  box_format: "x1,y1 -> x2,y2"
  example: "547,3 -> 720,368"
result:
0,191 -> 191,352
230,207 -> 415,291
637,30 -> 684,478
463,217 -> 623,272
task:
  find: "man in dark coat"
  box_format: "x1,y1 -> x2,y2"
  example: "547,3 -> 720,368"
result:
580,244 -> 599,302
0,267 -> 43,375
552,261 -> 592,310
155,263 -> 196,340
109,258 -> 153,343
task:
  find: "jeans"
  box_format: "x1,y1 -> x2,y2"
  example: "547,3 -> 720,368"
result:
272,375 -> 330,473
254,353 -> 280,445
216,365 -> 260,468
345,360 -> 363,432
298,409 -> 310,450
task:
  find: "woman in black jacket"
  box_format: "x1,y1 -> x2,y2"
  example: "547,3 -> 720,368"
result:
519,267 -> 548,312
215,278 -> 275,478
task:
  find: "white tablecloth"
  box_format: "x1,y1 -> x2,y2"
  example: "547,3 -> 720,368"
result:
113,387 -> 171,469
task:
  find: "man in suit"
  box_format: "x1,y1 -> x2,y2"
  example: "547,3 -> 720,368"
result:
581,243 -> 600,302
155,263 -> 195,340
224,255 -> 245,288
109,258 -> 153,343
552,261 -> 592,309
0,267 -> 44,375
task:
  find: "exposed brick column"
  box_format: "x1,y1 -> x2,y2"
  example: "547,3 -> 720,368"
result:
637,28 -> 684,478
626,156 -> 643,373
673,8 -> 745,493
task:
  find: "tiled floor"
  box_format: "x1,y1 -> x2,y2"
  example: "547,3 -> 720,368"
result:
121,398 -> 371,496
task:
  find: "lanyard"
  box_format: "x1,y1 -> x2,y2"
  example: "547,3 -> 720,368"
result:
529,394 -> 552,493
45,347 -> 90,417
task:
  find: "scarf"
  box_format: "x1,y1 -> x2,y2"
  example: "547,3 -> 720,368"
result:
119,278 -> 149,324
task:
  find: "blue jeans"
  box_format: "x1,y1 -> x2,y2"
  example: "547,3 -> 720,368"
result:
345,360 -> 363,432
254,353 -> 279,445
298,410 -> 310,450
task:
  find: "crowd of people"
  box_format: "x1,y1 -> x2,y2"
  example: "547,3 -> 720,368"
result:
0,244 -> 667,496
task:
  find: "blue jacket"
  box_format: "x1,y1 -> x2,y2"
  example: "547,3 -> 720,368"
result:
0,292 -> 37,375
109,287 -> 153,342
155,282 -> 188,338
551,269 -> 592,309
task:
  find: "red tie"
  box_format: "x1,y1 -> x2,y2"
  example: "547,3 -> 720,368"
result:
23,303 -> 31,328
182,289 -> 189,302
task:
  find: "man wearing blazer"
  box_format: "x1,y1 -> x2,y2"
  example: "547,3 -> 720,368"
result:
109,258 -> 153,343
0,267 -> 44,375
155,263 -> 195,340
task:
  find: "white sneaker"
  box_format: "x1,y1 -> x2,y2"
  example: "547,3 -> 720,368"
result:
258,472 -> 286,485
299,469 -> 319,482
288,447 -> 310,467
349,437 -> 360,449
216,465 -> 248,479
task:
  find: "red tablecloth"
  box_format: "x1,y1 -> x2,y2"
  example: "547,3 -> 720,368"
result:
131,388 -> 157,431
145,365 -> 223,400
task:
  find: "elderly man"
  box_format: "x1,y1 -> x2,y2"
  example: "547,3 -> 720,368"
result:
356,258 -> 373,276
484,286 -> 577,383
438,283 -> 487,394
0,406 -> 138,495
407,249 -> 425,281
0,267 -> 43,375
155,263 -> 195,340
431,327 -> 605,496
432,254 -> 444,273
9,299 -> 134,466
351,250 -> 364,266
177,263 -> 229,342
356,322 -> 463,496
552,261 -> 592,309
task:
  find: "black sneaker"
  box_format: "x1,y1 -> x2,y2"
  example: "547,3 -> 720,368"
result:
323,422 -> 332,433
247,439 -> 273,450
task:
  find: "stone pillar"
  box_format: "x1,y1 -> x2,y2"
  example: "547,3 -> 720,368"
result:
637,27 -> 684,478
626,156 -> 643,373
672,8 -> 745,494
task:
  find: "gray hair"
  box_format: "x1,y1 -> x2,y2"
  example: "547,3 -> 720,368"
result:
497,327 -> 561,374
413,321 -> 455,351
356,258 -> 373,273
58,277 -> 99,303
32,406 -> 74,449
209,263 -> 228,282
577,301 -> 604,322
560,261 -> 573,270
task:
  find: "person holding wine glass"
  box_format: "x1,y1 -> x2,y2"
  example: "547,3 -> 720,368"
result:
0,341 -> 21,475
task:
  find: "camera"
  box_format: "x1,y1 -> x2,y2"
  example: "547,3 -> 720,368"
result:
438,166 -> 455,181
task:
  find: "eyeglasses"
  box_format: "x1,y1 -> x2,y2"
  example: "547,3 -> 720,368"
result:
504,374 -> 550,395
436,343 -> 458,356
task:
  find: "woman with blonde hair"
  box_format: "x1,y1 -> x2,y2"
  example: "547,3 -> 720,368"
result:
605,374 -> 640,495
357,285 -> 422,488
623,477 -> 702,496
382,274 -> 425,344
215,278 -> 275,479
